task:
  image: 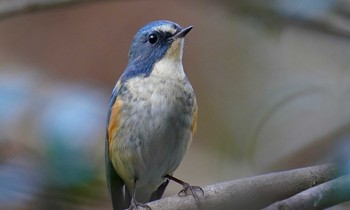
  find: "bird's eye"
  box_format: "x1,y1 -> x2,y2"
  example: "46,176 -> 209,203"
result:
148,34 -> 158,44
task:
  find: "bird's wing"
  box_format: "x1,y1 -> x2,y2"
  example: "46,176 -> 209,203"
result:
105,83 -> 131,210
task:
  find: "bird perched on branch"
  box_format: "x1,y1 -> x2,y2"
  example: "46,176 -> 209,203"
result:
105,20 -> 202,210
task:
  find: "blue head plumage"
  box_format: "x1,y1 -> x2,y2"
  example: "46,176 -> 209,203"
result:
121,20 -> 190,82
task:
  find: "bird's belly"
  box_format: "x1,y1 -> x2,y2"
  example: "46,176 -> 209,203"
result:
132,104 -> 191,175
112,95 -> 193,195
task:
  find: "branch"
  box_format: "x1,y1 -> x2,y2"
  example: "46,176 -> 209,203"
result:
0,0 -> 114,20
263,174 -> 350,210
147,164 -> 341,210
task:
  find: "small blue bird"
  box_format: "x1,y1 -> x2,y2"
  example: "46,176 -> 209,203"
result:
105,20 -> 201,210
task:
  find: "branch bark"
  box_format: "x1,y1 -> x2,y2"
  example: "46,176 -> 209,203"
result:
263,174 -> 350,210
0,0 -> 114,20
146,164 -> 342,210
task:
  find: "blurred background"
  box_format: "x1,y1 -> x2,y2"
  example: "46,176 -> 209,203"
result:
1,0 -> 350,209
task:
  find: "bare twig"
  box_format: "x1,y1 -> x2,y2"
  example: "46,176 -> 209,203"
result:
147,164 -> 341,210
262,174 -> 350,210
0,0 -> 114,20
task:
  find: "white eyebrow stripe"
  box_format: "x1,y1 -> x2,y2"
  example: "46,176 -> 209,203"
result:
154,25 -> 177,34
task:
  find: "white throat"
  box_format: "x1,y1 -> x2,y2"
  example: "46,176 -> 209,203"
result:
150,39 -> 186,80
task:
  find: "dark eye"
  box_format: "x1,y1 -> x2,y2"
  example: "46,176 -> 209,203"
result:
148,34 -> 158,44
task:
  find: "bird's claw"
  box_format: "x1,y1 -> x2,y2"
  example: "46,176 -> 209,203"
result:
178,183 -> 204,197
128,200 -> 151,210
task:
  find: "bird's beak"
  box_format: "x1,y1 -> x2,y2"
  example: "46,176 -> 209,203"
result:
173,26 -> 193,39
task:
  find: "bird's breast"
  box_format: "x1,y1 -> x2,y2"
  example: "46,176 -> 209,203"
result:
121,76 -> 196,136
124,75 -> 195,114
114,75 -> 196,182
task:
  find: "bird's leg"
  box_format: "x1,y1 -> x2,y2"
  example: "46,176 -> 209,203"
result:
128,179 -> 151,210
165,175 -> 204,203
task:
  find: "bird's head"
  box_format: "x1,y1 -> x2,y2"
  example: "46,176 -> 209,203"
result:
122,20 -> 192,81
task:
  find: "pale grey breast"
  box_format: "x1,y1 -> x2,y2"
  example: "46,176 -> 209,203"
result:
118,75 -> 196,182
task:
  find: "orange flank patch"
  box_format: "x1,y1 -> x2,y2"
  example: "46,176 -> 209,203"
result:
108,98 -> 122,145
191,108 -> 198,135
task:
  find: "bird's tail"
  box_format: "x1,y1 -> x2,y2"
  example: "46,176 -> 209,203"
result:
150,179 -> 169,202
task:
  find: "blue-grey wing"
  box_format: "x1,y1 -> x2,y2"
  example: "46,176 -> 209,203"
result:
105,84 -> 131,210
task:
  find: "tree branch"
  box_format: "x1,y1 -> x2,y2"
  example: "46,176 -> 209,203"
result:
263,174 -> 350,210
147,164 -> 341,210
0,0 -> 114,20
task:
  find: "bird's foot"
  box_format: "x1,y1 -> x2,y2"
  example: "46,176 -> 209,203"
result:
164,175 -> 204,199
178,183 -> 204,210
128,199 -> 151,210
178,183 -> 204,198
164,174 -> 204,209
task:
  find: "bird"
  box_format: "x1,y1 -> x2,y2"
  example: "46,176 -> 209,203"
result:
105,20 -> 202,210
